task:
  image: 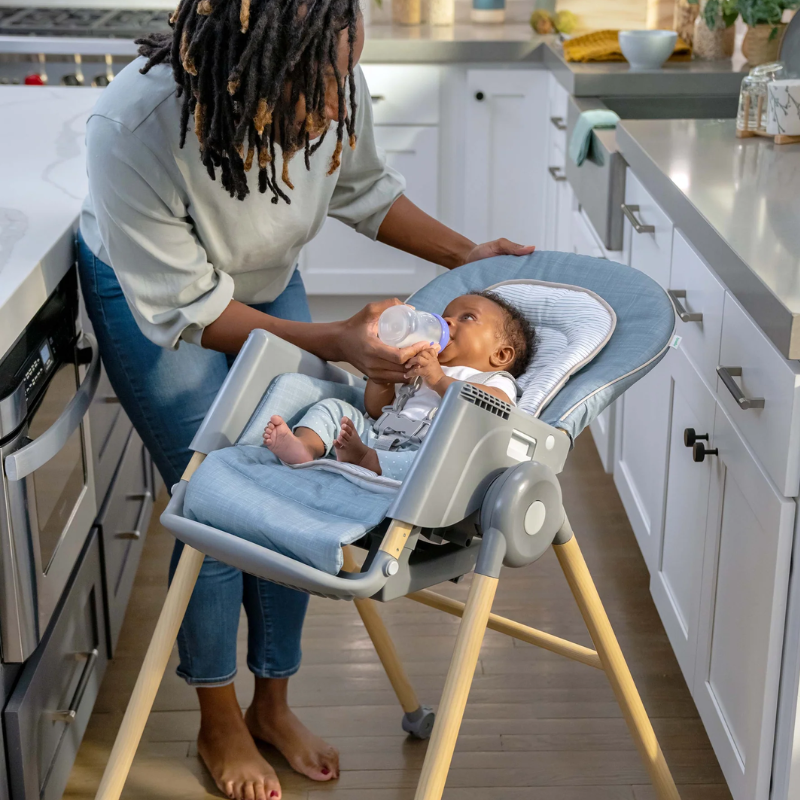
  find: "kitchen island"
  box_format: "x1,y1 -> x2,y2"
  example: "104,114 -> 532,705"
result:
574,118 -> 800,800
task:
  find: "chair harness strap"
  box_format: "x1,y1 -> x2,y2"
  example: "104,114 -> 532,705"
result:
371,372 -> 517,451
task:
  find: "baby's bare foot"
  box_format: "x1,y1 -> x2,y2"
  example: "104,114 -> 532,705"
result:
263,416 -> 316,465
334,417 -> 381,474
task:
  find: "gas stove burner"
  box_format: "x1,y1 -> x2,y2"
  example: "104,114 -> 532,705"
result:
0,6 -> 171,38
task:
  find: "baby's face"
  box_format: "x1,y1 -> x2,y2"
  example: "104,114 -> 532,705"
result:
438,295 -> 512,372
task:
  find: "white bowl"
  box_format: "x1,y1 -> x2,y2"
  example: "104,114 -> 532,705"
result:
619,30 -> 678,70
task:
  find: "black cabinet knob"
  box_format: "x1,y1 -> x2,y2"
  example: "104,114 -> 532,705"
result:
475,91 -> 485,101
693,442 -> 718,463
684,428 -> 709,448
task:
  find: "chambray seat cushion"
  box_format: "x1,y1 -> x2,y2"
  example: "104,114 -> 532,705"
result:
183,251 -> 674,575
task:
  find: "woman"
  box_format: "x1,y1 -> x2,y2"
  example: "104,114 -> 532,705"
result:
79,1 -> 533,798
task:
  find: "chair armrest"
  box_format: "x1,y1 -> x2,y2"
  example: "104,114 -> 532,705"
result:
190,329 -> 361,455
388,382 -> 571,530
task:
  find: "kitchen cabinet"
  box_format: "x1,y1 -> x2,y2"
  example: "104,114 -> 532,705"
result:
650,346 -> 715,682
301,124 -> 440,296
612,181 -> 673,572
462,69 -> 549,248
570,208 -> 616,472
694,402 -> 794,800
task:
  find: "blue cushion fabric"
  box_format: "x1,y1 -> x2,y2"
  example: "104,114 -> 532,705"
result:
408,251 -> 675,440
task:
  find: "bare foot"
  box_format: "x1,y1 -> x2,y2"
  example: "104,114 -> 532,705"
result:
333,416 -> 381,474
196,687 -> 282,800
263,416 -> 318,465
245,704 -> 340,783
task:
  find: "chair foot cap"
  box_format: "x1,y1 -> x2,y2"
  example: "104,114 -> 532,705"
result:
402,706 -> 435,739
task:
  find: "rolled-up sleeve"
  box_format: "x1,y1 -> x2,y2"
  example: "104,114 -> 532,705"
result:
85,115 -> 233,349
328,68 -> 406,240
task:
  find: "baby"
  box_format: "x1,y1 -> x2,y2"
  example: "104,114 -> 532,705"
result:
263,292 -> 535,476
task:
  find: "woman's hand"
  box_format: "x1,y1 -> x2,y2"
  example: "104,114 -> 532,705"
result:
463,238 -> 535,265
338,299 -> 429,383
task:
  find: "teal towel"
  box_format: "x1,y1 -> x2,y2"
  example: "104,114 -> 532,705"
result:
569,109 -> 620,167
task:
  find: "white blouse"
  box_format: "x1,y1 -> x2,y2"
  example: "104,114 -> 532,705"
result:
80,59 -> 405,349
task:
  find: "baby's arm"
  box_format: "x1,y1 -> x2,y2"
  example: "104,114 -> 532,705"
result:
406,348 -> 515,404
365,379 -> 396,419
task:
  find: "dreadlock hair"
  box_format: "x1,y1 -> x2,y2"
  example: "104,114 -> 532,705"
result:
469,291 -> 537,379
136,0 -> 360,204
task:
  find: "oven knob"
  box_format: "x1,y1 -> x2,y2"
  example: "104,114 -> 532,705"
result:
24,74 -> 46,86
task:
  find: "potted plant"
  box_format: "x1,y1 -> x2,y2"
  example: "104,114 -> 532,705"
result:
737,0 -> 799,64
690,0 -> 738,59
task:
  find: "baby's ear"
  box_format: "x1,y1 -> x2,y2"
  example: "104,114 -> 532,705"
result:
491,344 -> 515,369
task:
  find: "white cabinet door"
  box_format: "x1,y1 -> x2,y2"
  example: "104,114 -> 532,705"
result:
650,347 -> 716,683
554,177 -> 575,254
571,208 -> 615,472
463,70 -> 549,248
302,125 -> 440,296
694,403 -> 795,800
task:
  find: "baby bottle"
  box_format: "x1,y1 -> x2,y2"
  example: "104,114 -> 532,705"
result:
378,305 -> 450,351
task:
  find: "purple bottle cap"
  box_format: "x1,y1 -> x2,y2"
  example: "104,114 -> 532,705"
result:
432,313 -> 450,352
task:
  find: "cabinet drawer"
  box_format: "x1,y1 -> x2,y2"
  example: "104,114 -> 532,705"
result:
98,429 -> 153,654
88,364 -> 132,505
718,294 -> 800,497
360,65 -> 439,126
624,169 -> 673,289
669,229 -> 725,389
4,531 -> 107,800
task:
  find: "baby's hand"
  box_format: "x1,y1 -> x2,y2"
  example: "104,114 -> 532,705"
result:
405,345 -> 444,389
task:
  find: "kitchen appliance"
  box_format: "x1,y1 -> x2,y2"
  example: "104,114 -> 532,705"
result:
0,7 -> 169,38
0,267 -> 100,663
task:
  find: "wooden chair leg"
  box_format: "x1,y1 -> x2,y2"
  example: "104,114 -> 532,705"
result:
414,573 -> 498,800
95,545 -> 205,800
554,534 -> 681,800
343,547 -> 421,715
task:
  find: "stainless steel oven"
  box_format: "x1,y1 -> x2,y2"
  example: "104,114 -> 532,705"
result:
0,268 -> 99,663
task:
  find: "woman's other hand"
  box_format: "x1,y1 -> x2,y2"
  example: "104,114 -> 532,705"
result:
339,299 -> 428,383
463,238 -> 535,265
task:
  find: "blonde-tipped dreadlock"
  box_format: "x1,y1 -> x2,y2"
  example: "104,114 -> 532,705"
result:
136,0 -> 360,203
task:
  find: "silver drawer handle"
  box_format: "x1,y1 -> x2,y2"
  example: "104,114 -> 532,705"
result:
370,94 -> 385,103
548,166 -> 567,182
114,490 -> 152,540
668,290 -> 703,323
550,116 -> 567,131
717,366 -> 765,410
621,204 -> 655,235
50,648 -> 99,724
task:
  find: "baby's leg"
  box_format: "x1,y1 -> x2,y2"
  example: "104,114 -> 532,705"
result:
263,416 -> 325,464
334,417 -> 382,474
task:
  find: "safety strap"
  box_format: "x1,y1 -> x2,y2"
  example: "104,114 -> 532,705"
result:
371,371 -> 517,451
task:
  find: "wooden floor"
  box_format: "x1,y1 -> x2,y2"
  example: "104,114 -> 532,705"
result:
64,434 -> 733,800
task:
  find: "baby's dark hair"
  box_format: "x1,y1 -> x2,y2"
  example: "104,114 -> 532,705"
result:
470,291 -> 536,379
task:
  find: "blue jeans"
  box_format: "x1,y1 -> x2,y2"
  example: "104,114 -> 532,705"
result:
77,231 -> 311,685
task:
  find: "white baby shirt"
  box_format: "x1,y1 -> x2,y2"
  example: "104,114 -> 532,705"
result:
399,366 -> 517,421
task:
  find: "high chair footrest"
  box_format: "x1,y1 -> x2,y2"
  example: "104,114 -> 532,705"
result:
402,706 -> 435,739
163,483 -> 393,601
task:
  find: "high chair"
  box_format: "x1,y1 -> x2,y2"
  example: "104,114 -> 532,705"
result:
93,252 -> 679,800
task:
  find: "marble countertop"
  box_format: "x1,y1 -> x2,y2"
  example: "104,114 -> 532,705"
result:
0,87 -> 102,360
617,119 -> 800,360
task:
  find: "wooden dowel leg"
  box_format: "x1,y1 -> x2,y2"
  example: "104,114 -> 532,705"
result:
554,535 -> 681,800
343,547 -> 420,714
415,573 -> 498,800
95,545 -> 205,800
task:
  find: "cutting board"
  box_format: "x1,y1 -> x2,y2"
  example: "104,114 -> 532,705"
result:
556,0 -> 675,33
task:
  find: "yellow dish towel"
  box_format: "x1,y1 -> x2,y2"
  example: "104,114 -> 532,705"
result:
563,30 -> 691,63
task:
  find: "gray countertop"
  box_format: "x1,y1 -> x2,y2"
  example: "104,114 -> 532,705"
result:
362,25 -> 746,98
617,119 -> 800,360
